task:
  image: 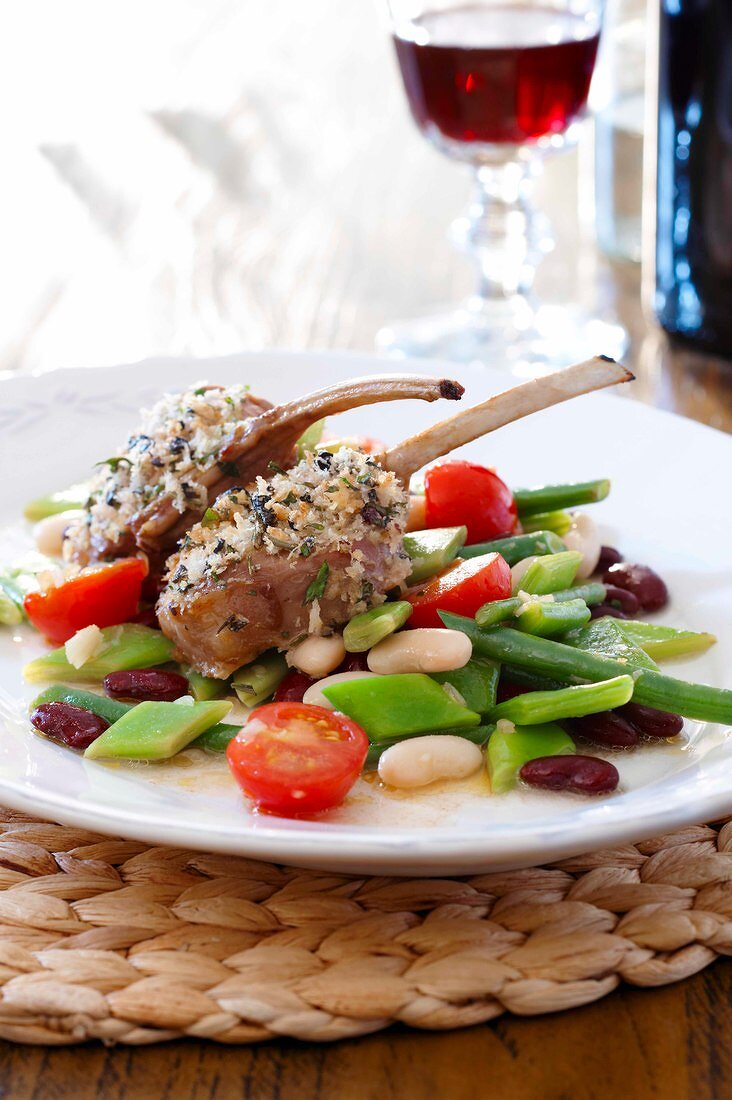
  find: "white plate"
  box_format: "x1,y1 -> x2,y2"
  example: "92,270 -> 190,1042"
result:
0,351 -> 730,875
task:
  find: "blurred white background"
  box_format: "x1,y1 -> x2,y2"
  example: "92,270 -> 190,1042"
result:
0,0 -> 598,374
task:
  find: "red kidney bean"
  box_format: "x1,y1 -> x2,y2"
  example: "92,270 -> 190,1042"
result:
496,679 -> 535,703
603,584 -> 640,615
597,546 -> 623,572
273,670 -> 316,703
339,652 -> 370,673
520,754 -> 619,794
617,701 -> 684,739
602,563 -> 669,612
30,702 -> 108,751
590,603 -> 629,620
567,712 -> 640,749
104,669 -> 189,702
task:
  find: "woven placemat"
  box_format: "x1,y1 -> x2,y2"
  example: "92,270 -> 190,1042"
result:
0,809 -> 731,1045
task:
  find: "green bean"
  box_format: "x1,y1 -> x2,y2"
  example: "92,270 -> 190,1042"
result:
474,597 -> 521,628
31,685 -> 132,724
191,722 -> 241,752
514,598 -> 591,637
474,583 -> 606,629
489,675 -> 634,725
517,551 -> 582,595
231,651 -> 288,707
520,510 -> 572,536
343,601 -> 412,652
513,479 -> 610,517
460,531 -> 566,565
440,614 -> 732,725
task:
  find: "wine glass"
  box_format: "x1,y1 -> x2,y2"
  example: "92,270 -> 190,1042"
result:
378,0 -> 626,374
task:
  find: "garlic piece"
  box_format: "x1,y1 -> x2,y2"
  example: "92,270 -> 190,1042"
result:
64,624 -> 105,670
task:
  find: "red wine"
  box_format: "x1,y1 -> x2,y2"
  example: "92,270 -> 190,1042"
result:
654,0 -> 732,357
394,4 -> 600,146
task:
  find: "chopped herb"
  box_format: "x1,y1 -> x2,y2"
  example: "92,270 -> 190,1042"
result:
201,507 -> 220,528
340,477 -> 355,490
304,562 -> 329,604
225,395 -> 235,407
193,386 -> 207,396
95,456 -> 131,472
216,614 -> 249,634
357,473 -> 373,484
218,460 -> 240,478
268,460 -> 287,476
361,502 -> 391,527
300,536 -> 315,558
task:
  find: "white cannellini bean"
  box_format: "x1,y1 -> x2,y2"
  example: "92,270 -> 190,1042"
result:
33,510 -> 84,558
367,628 -> 472,674
303,671 -> 379,709
563,513 -> 601,579
286,634 -> 346,679
378,735 -> 483,789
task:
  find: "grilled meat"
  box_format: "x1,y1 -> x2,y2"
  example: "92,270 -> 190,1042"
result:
157,447 -> 410,677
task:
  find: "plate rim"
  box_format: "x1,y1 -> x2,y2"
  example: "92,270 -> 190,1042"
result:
2,350 -> 731,874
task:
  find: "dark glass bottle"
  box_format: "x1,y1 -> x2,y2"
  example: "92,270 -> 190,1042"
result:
653,0 -> 732,357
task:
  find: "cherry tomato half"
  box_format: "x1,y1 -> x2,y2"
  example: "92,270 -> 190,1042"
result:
24,557 -> 148,644
227,702 -> 369,817
424,460 -> 517,544
405,552 -> 512,628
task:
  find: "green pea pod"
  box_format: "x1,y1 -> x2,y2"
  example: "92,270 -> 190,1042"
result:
403,526 -> 467,584
84,700 -> 232,761
565,617 -> 659,670
322,673 -> 481,742
23,625 -> 175,684
431,657 -> 500,714
487,722 -> 575,793
616,621 -> 716,662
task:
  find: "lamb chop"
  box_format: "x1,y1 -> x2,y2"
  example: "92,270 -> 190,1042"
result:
157,357 -> 633,678
62,374 -> 463,569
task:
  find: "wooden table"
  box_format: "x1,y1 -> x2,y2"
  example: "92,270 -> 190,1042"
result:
2,2 -> 732,1095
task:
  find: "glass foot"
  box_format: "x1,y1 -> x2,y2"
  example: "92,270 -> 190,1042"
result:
376,298 -> 628,377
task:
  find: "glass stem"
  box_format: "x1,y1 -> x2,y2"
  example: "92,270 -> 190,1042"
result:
453,160 -> 553,308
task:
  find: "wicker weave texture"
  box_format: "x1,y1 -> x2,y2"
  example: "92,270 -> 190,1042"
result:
0,809 -> 730,1045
